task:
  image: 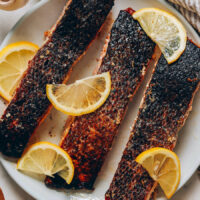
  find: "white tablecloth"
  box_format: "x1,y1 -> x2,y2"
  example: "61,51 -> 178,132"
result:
0,2 -> 200,200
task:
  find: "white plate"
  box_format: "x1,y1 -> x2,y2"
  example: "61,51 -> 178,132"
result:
0,0 -> 200,200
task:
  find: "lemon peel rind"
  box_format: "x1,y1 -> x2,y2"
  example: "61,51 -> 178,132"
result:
17,141 -> 74,184
132,8 -> 187,64
136,147 -> 181,199
46,72 -> 111,116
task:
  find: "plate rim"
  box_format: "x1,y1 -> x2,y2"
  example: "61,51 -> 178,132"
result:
0,0 -> 49,50
0,0 -> 200,199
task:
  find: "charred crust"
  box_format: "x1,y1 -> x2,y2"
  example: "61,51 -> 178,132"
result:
45,10 -> 155,190
0,0 -> 114,157
105,40 -> 200,200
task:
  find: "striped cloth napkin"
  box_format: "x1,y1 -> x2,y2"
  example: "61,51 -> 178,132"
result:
168,0 -> 200,33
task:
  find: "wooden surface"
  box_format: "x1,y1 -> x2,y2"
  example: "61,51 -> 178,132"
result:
0,188 -> 5,200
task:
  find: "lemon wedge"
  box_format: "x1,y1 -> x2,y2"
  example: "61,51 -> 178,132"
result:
136,147 -> 181,199
17,142 -> 74,184
133,8 -> 187,64
0,41 -> 39,101
46,72 -> 111,116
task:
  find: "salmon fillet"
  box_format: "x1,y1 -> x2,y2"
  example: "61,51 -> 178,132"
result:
105,40 -> 200,200
0,0 -> 114,157
45,10 -> 156,190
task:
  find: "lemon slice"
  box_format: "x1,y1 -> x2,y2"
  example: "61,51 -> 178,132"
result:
133,8 -> 187,64
17,142 -> 74,184
0,41 -> 39,101
136,147 -> 181,199
46,72 -> 111,116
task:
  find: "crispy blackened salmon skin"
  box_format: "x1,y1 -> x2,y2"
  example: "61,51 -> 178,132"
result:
105,40 -> 200,200
0,0 -> 114,157
45,10 -> 156,190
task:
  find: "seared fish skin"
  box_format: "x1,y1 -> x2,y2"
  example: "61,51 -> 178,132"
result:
45,10 -> 156,190
0,0 -> 114,157
105,40 -> 200,200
